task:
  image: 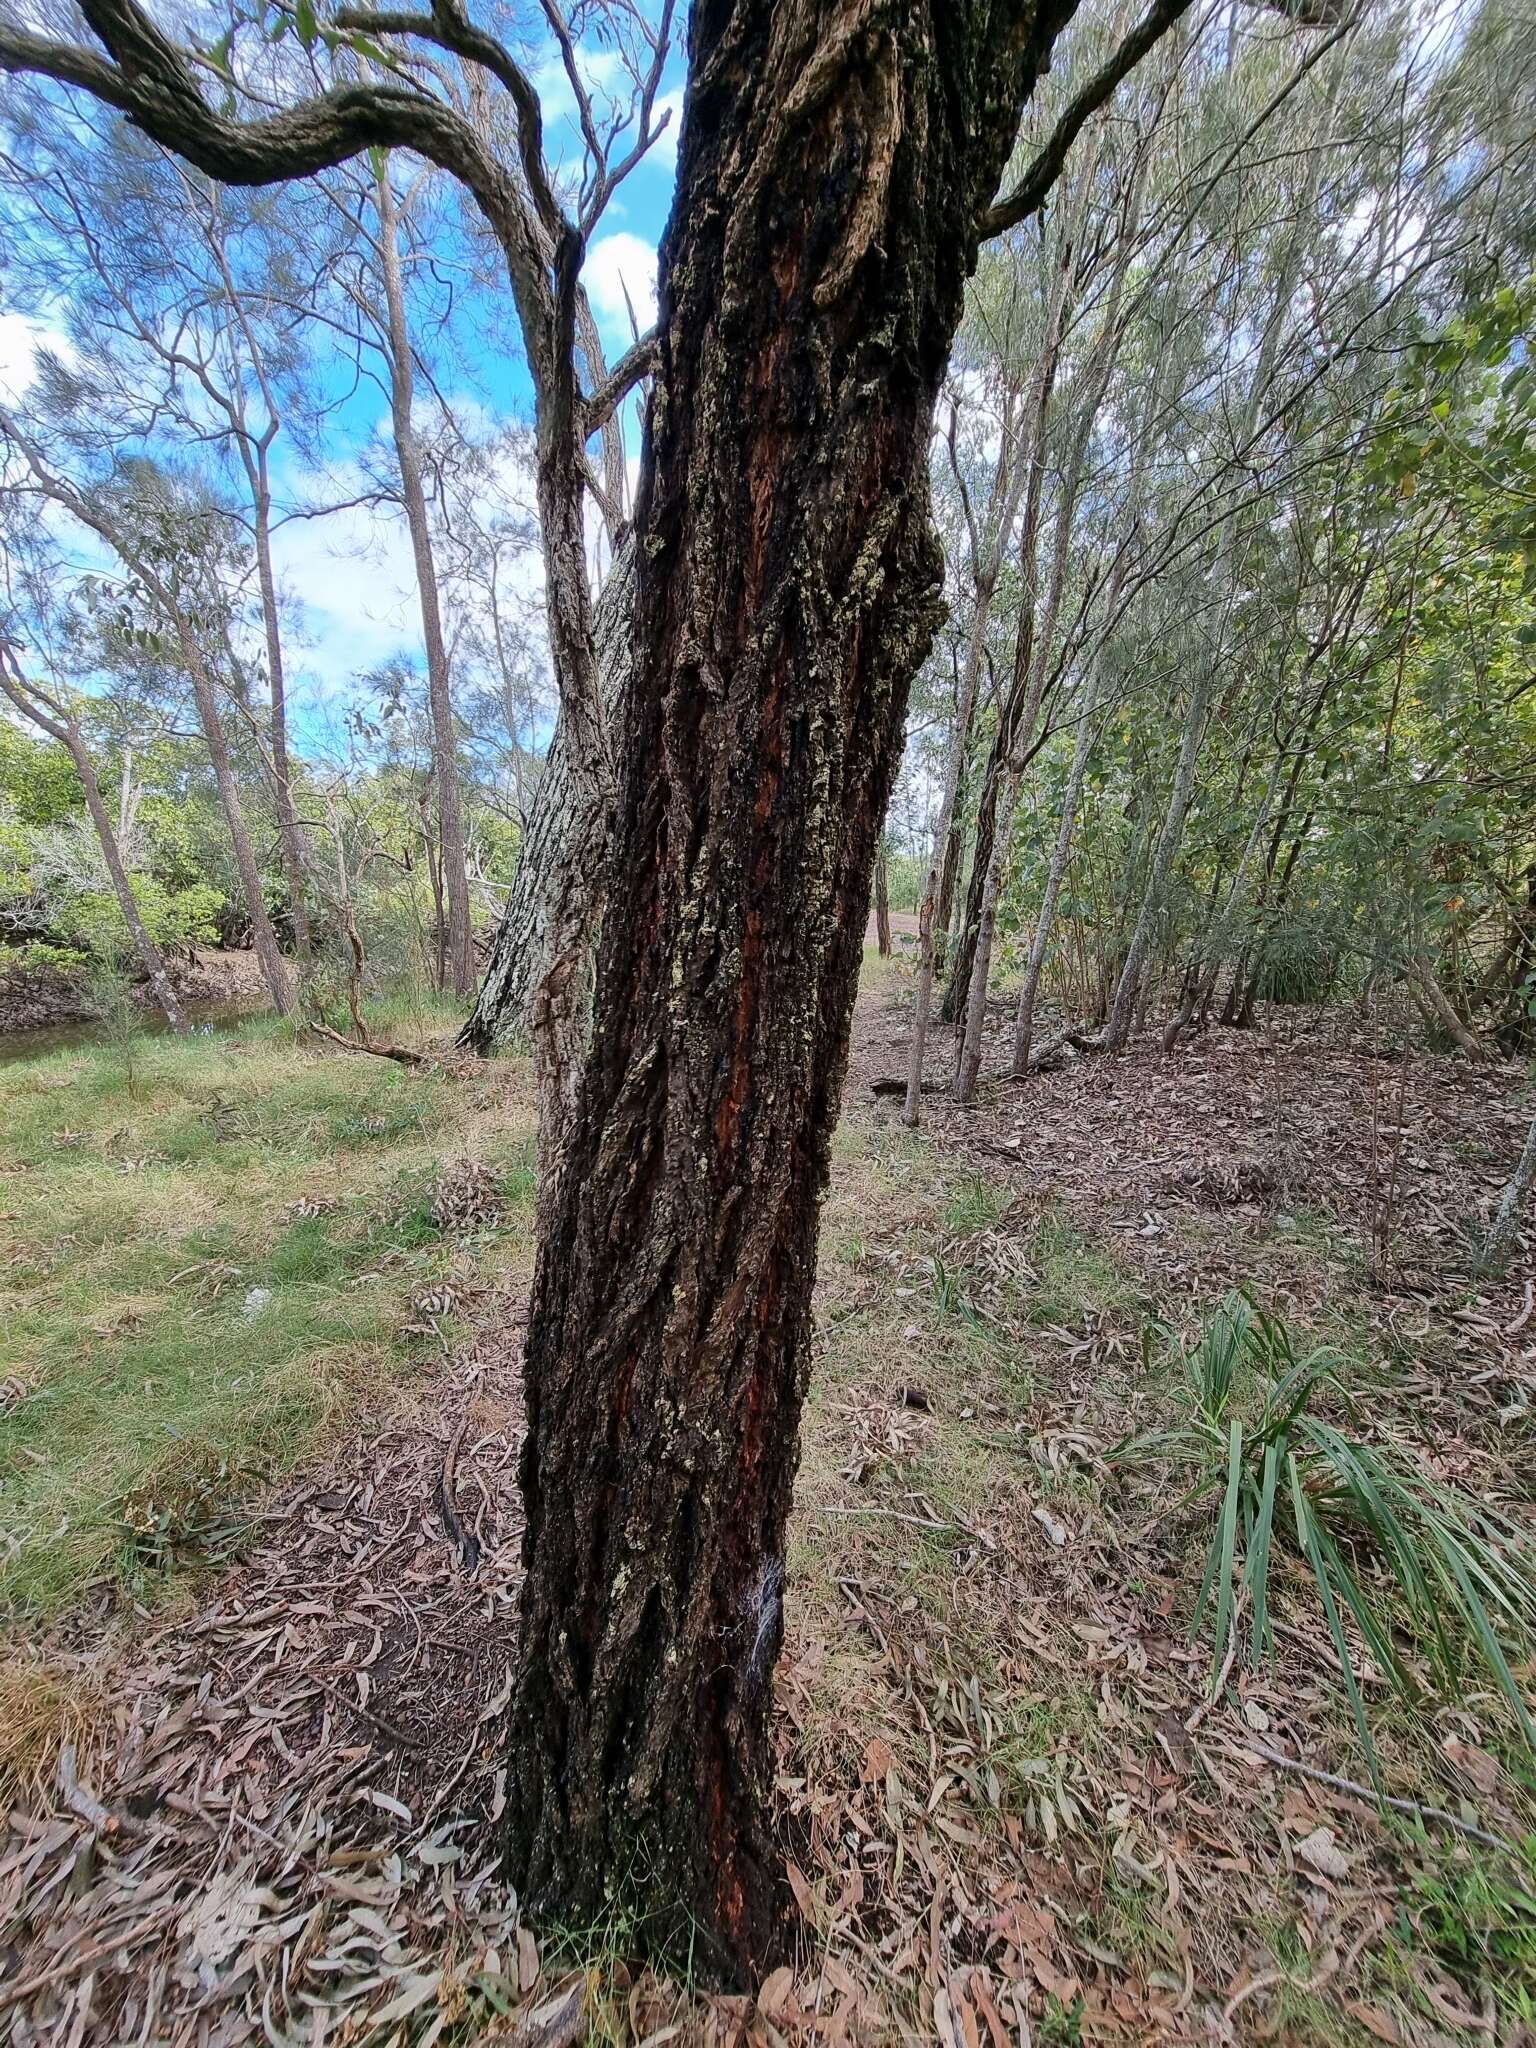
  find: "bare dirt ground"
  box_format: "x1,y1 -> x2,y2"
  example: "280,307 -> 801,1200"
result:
2,965 -> 1533,2046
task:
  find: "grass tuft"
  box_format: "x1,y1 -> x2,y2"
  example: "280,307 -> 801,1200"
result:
1114,1291 -> 1536,1773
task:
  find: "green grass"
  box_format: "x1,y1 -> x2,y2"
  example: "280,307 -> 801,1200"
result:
942,1170 -> 1011,1236
1395,1835 -> 1536,2030
0,1010 -> 536,1617
1026,1206 -> 1142,1326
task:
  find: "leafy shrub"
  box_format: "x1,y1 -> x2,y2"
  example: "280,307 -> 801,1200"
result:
51,877 -> 224,960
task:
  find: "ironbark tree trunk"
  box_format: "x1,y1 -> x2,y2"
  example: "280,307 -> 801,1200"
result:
458,534 -> 634,1061
503,0 -> 1074,1982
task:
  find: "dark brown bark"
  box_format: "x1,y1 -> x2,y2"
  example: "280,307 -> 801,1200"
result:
504,0 -> 1074,1982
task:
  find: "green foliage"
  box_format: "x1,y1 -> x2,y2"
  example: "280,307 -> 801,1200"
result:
49,876 -> 224,961
1115,1293 -> 1536,1772
0,721 -> 82,829
2,940 -> 90,972
1403,1836 -> 1536,2027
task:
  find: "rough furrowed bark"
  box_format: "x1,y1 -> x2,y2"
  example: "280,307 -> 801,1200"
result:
503,0 -> 1072,1983
459,536 -> 635,1059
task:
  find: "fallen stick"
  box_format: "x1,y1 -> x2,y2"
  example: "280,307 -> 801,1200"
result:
305,1021 -> 429,1067
437,1413 -> 481,1571
1221,1735 -> 1515,1851
0,1902 -> 180,2014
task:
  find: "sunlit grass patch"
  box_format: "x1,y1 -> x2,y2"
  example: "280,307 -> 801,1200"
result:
0,1018 -> 537,1619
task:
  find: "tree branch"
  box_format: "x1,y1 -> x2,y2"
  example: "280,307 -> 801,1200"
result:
981,0 -> 1351,241
0,0 -> 547,337
982,0 -> 1196,240
332,0 -> 570,242
583,329 -> 657,436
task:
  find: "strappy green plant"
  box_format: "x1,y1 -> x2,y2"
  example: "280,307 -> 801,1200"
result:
1115,1291 -> 1536,1776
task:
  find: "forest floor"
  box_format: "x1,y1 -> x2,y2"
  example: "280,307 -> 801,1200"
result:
1,956 -> 1534,2046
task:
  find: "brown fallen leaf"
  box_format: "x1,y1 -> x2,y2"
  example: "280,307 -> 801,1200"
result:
861,1735 -> 895,1785
1345,1999 -> 1403,2043
1441,1734 -> 1501,1800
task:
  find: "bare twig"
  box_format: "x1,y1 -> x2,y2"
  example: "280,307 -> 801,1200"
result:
1222,1736 -> 1517,1851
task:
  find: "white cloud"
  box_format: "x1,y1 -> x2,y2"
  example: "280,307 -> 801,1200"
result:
267,468 -> 423,698
269,438 -> 547,714
583,232 -> 658,344
533,41 -> 630,128
651,88 -> 685,162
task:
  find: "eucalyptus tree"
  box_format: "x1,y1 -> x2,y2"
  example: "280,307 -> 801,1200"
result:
0,629 -> 190,1031
900,203 -> 1081,1122
1095,35 -> 1353,1053
311,154 -> 485,993
951,49 -> 1168,1101
939,0 -> 1535,1081
0,422 -> 295,1010
0,0 -> 1347,1976
0,112 -> 336,961
431,416 -> 548,833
